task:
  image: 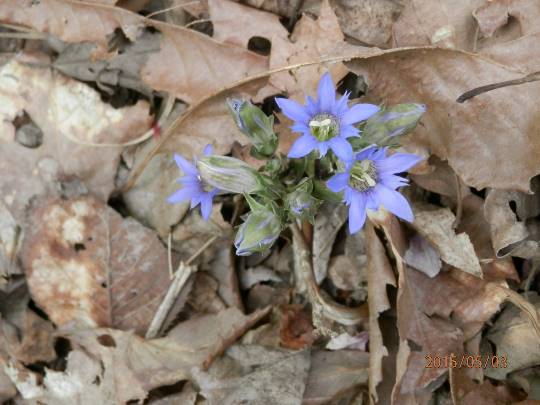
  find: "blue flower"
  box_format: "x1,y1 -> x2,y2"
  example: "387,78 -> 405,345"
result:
275,73 -> 380,161
327,146 -> 422,233
167,145 -> 218,221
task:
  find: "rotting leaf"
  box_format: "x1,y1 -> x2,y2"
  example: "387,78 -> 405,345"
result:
21,196 -> 172,335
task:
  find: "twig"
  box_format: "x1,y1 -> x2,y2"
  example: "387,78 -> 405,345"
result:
456,71 -> 540,103
452,172 -> 463,229
185,18 -> 211,29
0,32 -> 46,40
290,223 -> 368,326
167,232 -> 173,279
146,234 -> 218,338
145,262 -> 196,339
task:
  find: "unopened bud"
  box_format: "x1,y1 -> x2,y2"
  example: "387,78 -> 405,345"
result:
285,179 -> 320,221
227,98 -> 278,158
197,155 -> 261,194
363,103 -> 426,146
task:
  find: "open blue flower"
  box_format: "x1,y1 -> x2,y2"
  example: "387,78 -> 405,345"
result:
327,146 -> 422,233
167,145 -> 218,221
275,73 -> 380,161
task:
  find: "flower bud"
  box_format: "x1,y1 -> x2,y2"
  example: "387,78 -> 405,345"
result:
197,155 -> 261,194
227,98 -> 278,158
234,196 -> 282,256
285,179 -> 320,221
362,103 -> 426,146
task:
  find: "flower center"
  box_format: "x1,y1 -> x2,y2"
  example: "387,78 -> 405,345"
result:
309,113 -> 339,141
349,160 -> 378,191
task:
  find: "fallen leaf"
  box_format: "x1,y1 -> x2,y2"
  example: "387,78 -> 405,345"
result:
348,47 -> 540,192
209,0 -> 289,48
0,0 -> 268,103
325,331 -> 369,351
207,246 -> 244,311
187,272 -> 227,314
486,292 -> 540,379
303,349 -> 369,404
0,57 -> 152,216
240,266 -> 282,290
21,195 -> 171,335
365,222 -> 397,404
312,203 -> 348,284
411,204 -> 482,278
404,233 -> 442,278
279,304 -> 314,350
193,344 -> 310,404
484,187 -> 540,258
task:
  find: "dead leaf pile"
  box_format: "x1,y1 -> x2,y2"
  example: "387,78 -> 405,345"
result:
0,0 -> 539,403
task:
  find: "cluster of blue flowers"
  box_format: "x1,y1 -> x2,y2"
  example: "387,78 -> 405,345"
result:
168,72 -> 425,255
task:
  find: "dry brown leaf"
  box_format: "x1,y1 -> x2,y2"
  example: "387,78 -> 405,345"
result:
392,0 -> 484,49
209,0 -> 289,48
348,47 -> 540,192
403,233 -> 442,278
486,292 -> 540,379
328,0 -> 403,47
0,58 -> 152,214
484,187 -> 540,258
193,344 -> 310,404
21,196 -> 171,335
303,350 -> 369,404
411,205 -> 483,278
257,0 -> 355,101
365,223 -> 396,403
0,0 -> 268,104
207,246 -> 244,311
473,0 -> 540,40
278,304 -> 314,350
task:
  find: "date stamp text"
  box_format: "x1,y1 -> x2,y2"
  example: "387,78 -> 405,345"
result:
425,353 -> 508,369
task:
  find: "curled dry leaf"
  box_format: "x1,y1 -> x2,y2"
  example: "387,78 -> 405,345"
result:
365,223 -> 396,403
484,187 -> 540,258
473,0 -> 540,40
21,196 -> 171,335
411,204 -> 482,278
279,304 -> 315,350
0,58 -> 152,214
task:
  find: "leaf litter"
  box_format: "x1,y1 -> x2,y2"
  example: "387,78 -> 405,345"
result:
1,0 -> 540,404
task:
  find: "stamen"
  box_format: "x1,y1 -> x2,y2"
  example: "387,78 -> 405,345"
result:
349,160 -> 378,191
309,113 -> 339,141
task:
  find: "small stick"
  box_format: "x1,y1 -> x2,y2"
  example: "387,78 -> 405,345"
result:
145,262 -> 196,339
457,71 -> 540,103
146,1 -> 201,19
145,234 -> 219,339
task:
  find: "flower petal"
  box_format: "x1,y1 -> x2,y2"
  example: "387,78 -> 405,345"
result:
334,91 -> 350,116
341,103 -> 380,125
167,186 -> 198,204
317,72 -> 336,112
318,141 -> 329,157
339,124 -> 360,138
288,134 -> 318,158
305,95 -> 319,116
200,194 -> 213,220
328,137 -> 353,161
373,185 -> 414,222
291,122 -> 310,134
327,172 -> 349,192
378,173 -> 409,190
276,97 -> 310,123
377,153 -> 423,174
354,145 -> 378,161
174,154 -> 198,176
203,144 -> 213,156
348,192 -> 367,234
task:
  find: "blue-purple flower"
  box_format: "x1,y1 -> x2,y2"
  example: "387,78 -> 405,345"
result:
275,73 -> 380,161
167,145 -> 218,221
327,146 -> 422,233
